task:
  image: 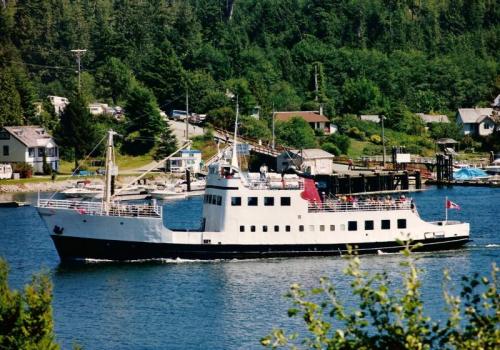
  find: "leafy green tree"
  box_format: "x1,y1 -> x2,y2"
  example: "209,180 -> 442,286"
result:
269,82 -> 302,112
56,94 -> 101,168
262,248 -> 499,349
206,107 -> 235,130
275,117 -> 317,149
428,122 -> 462,141
0,67 -> 23,126
123,85 -> 163,155
342,77 -> 383,115
321,142 -> 340,156
239,116 -> 271,140
0,258 -> 59,350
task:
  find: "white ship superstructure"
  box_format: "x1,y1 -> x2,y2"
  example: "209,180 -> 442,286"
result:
36,130 -> 470,262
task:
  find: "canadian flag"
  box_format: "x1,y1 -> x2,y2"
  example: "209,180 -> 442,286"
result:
446,200 -> 460,210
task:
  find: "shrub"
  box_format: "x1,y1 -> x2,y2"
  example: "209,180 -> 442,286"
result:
261,247 -> 499,350
0,258 -> 59,349
321,142 -> 340,156
13,162 -> 33,178
370,134 -> 382,144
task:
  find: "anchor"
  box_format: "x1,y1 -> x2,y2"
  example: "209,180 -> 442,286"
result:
53,225 -> 64,235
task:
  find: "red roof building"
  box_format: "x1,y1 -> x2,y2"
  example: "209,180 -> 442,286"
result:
273,111 -> 333,134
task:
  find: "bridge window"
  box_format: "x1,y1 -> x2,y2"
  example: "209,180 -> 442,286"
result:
285,225 -> 291,232
382,220 -> 391,230
264,197 -> 274,206
274,225 -> 279,232
365,220 -> 374,230
340,224 -> 346,231
309,225 -> 315,231
216,196 -> 222,206
348,221 -> 357,231
250,225 -> 256,232
211,195 -> 217,205
299,225 -> 304,232
330,225 -> 335,231
262,225 -> 268,232
231,197 -> 241,206
248,197 -> 258,206
280,197 -> 291,206
239,225 -> 245,232
319,225 -> 325,232
397,219 -> 407,229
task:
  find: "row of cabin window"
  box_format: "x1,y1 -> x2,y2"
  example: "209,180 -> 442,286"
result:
231,196 -> 291,207
204,194 -> 222,206
238,219 -> 407,233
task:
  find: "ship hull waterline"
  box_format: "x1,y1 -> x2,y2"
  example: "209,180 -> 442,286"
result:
50,234 -> 470,262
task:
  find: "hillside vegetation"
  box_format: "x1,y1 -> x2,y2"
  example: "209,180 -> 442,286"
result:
0,1 -> 499,159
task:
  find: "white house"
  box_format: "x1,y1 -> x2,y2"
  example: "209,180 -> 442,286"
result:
456,108 -> 499,136
88,102 -> 110,115
360,115 -> 381,123
416,113 -> 450,124
277,149 -> 334,175
274,111 -> 333,134
48,96 -> 69,115
0,126 -> 59,173
168,149 -> 202,173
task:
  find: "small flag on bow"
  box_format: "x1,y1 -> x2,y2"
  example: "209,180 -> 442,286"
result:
446,200 -> 460,210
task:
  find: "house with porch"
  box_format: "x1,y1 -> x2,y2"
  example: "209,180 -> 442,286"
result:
273,110 -> 333,134
0,126 -> 59,173
456,108 -> 499,136
168,149 -> 202,173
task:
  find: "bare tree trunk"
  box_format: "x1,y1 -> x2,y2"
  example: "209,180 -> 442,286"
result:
225,0 -> 235,21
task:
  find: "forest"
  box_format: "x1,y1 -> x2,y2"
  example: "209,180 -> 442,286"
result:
0,0 -> 499,157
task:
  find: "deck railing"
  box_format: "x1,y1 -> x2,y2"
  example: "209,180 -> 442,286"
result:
245,178 -> 304,190
308,199 -> 412,212
38,199 -> 162,218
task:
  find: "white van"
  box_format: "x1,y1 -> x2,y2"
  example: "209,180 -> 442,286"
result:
0,164 -> 12,179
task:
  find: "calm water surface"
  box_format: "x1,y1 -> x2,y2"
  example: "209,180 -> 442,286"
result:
0,186 -> 498,349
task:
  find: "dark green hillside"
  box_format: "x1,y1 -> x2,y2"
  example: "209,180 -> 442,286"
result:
0,0 -> 499,155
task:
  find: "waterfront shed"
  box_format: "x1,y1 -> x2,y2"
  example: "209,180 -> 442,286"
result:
277,149 -> 334,175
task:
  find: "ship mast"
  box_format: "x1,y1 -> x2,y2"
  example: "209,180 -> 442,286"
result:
231,96 -> 239,168
103,130 -> 117,209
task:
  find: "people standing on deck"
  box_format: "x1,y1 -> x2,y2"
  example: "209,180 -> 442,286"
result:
259,164 -> 268,181
348,159 -> 353,170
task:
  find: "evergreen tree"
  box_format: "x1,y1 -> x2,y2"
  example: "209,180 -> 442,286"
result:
56,94 -> 100,168
123,85 -> 163,155
154,122 -> 178,161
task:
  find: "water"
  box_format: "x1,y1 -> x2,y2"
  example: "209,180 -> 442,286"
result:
0,187 -> 498,349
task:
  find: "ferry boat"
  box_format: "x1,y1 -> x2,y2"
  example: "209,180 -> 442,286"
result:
36,130 -> 470,262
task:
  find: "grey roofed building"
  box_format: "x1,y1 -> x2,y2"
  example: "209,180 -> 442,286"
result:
416,113 -> 450,124
360,115 -> 381,123
3,126 -> 54,147
456,108 -> 499,136
277,148 -> 334,175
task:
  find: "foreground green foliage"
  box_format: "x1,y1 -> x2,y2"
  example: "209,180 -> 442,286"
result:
0,258 -> 59,350
261,248 -> 499,349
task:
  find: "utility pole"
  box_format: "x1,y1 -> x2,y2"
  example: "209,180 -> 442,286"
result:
381,115 -> 386,168
271,104 -> 275,150
185,90 -> 189,143
70,49 -> 87,93
314,64 -> 319,102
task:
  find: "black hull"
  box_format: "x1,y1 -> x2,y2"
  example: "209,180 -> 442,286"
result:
51,235 -> 471,262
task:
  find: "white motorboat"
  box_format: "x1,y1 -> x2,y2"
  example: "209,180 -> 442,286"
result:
36,126 -> 470,262
150,184 -> 187,200
61,180 -> 103,199
484,159 -> 500,175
